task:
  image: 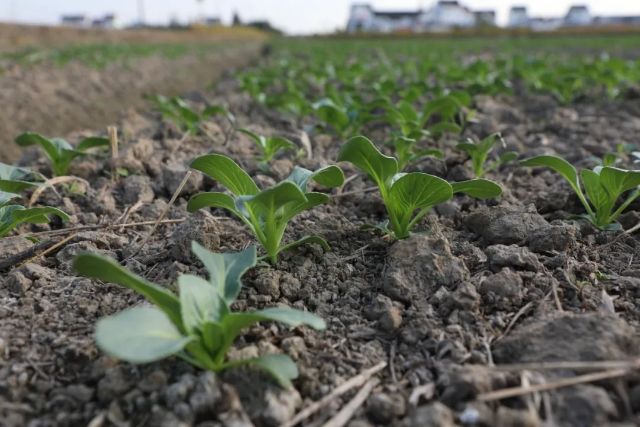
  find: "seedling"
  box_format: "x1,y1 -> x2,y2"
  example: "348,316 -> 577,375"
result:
456,134 -> 518,178
390,136 -> 442,171
0,191 -> 69,237
0,162 -> 44,193
73,242 -> 325,388
238,129 -> 295,165
522,155 -> 640,230
15,133 -> 109,177
150,95 -> 234,137
188,154 -> 344,263
312,98 -> 351,137
338,136 -> 502,239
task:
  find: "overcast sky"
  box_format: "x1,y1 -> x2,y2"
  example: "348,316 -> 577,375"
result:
1,0 -> 639,34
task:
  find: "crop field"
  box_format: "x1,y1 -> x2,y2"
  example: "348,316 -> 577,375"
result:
2,32 -> 640,426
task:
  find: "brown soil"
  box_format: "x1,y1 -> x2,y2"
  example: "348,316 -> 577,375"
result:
0,24 -> 267,52
1,62 -> 640,427
0,42 -> 263,163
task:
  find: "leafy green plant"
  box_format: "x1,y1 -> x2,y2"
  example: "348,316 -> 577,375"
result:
239,129 -> 295,165
456,134 -> 518,178
73,242 -> 325,388
390,136 -> 442,171
15,133 -> 109,177
522,155 -> 640,230
187,154 -> 344,263
150,95 -> 234,136
0,191 -> 69,237
338,136 -> 502,239
0,162 -> 44,193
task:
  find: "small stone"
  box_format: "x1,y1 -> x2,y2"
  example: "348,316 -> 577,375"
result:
529,224 -> 578,253
253,270 -> 281,298
260,388 -> 301,427
189,372 -> 222,417
366,392 -> 406,424
464,204 -> 549,245
164,373 -> 196,407
378,306 -> 403,332
6,271 -> 32,295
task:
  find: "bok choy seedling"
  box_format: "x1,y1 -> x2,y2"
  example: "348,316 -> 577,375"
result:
0,191 -> 69,238
522,155 -> 640,230
238,129 -> 295,165
338,136 -> 502,239
456,134 -> 517,178
188,154 -> 344,263
73,242 -> 325,388
15,133 -> 109,177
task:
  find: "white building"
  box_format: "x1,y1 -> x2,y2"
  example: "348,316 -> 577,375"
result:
508,4 -> 640,30
346,1 -> 495,33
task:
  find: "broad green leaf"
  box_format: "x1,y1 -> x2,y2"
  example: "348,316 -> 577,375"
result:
202,321 -> 225,355
191,154 -> 259,196
287,166 -> 344,192
11,206 -> 69,224
191,242 -> 257,304
0,163 -> 42,193
0,191 -> 19,207
239,181 -> 307,217
73,254 -> 183,329
76,137 -> 110,151
388,173 -> 453,227
600,167 -> 640,197
265,137 -> 295,156
281,192 -> 330,223
521,155 -> 580,192
15,133 -> 60,161
178,274 -> 226,334
456,142 -> 478,156
451,179 -> 503,199
238,129 -> 264,146
223,308 -> 326,335
96,307 -> 192,363
338,136 -> 398,188
251,354 -> 299,389
313,99 -> 349,131
186,192 -> 239,215
581,169 -> 608,215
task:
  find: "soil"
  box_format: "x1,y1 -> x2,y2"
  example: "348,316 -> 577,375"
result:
0,42 -> 264,163
2,55 -> 640,427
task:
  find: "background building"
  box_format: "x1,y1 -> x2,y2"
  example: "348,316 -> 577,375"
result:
346,1 -> 495,33
507,5 -> 640,30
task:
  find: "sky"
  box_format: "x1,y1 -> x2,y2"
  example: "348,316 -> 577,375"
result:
1,0 -> 640,34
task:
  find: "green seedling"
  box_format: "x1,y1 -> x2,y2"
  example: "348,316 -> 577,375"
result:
390,136 -> 442,171
188,154 -> 344,263
15,133 -> 109,177
522,155 -> 640,230
150,95 -> 234,136
238,129 -> 295,165
0,191 -> 69,237
312,98 -> 351,137
73,242 -> 325,388
456,134 -> 518,178
0,162 -> 44,193
338,136 -> 502,239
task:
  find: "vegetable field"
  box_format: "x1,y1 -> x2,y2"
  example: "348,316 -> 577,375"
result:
2,34 -> 640,426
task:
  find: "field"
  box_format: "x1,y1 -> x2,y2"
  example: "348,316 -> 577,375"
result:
2,32 -> 640,426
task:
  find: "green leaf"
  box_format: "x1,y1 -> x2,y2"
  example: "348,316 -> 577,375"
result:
238,181 -> 307,217
202,321 -> 225,355
521,155 -> 580,192
191,242 -> 257,305
313,99 -> 349,132
388,173 -> 453,228
73,254 -> 183,329
186,192 -> 240,215
600,167 -> 640,196
15,133 -> 60,161
191,154 -> 259,196
0,191 -> 19,207
178,274 -> 227,334
76,137 -> 110,151
95,307 -> 192,363
451,179 -> 503,199
286,166 -> 345,192
0,163 -> 42,193
338,136 -> 398,189
581,169 -> 608,216
224,308 -> 326,335
10,206 -> 69,224
251,354 -> 299,389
